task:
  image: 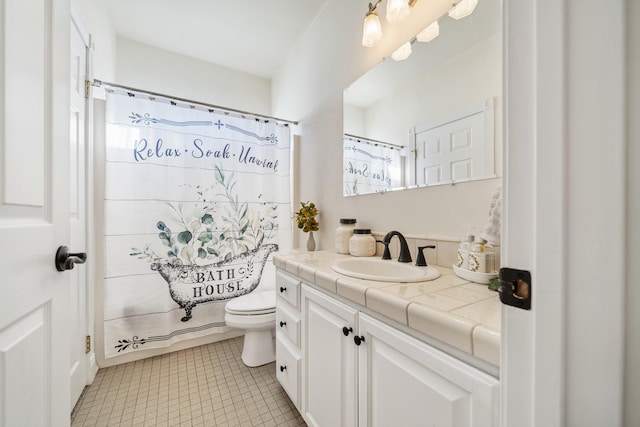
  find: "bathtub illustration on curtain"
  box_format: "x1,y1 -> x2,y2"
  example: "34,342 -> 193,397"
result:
131,166 -> 278,322
150,245 -> 277,321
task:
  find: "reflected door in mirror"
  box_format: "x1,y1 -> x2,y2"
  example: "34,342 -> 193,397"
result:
413,99 -> 495,186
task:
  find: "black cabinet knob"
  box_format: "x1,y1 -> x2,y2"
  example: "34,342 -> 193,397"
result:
279,365 -> 287,372
354,335 -> 366,346
279,287 -> 287,293
279,321 -> 286,327
342,326 -> 353,336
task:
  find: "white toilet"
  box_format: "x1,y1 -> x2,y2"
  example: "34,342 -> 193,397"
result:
224,290 -> 276,367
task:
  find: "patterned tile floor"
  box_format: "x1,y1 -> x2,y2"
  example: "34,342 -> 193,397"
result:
71,337 -> 306,427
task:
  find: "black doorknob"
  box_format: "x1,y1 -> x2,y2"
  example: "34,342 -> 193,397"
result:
55,246 -> 87,271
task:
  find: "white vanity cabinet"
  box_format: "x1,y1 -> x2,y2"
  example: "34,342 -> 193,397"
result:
275,269 -> 500,427
275,271 -> 302,409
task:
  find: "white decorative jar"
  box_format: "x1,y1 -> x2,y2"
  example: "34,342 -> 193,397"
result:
335,218 -> 356,254
348,229 -> 376,257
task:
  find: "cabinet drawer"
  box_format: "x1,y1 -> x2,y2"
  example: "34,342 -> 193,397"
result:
276,270 -> 300,309
276,304 -> 300,347
276,334 -> 301,409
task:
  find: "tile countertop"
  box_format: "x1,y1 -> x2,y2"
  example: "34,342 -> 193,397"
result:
273,250 -> 501,367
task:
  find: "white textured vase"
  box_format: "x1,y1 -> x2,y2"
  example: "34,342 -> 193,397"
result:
306,232 -> 316,251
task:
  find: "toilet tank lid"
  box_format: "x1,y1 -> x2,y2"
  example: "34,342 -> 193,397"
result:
226,291 -> 275,312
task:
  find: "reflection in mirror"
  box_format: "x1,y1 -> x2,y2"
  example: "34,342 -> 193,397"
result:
342,134 -> 403,196
343,0 -> 501,196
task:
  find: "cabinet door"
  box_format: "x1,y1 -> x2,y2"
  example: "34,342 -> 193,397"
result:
276,334 -> 301,408
302,285 -> 358,427
358,314 -> 499,427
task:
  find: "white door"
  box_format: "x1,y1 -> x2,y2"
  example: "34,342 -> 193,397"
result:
414,113 -> 487,186
413,100 -> 495,187
301,285 -> 358,427
0,0 -> 71,426
69,15 -> 89,409
502,1 -> 628,425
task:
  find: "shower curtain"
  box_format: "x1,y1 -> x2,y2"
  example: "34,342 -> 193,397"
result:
343,136 -> 402,195
103,90 -> 291,358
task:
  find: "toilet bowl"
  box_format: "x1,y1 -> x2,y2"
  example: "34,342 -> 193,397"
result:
224,290 -> 276,367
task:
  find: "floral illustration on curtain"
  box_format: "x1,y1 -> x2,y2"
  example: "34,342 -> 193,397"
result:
131,166 -> 278,322
343,135 -> 402,195
103,90 -> 291,357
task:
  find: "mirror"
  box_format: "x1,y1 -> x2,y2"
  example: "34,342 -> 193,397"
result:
343,0 -> 501,196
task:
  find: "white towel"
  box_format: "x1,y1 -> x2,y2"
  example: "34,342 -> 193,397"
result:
480,186 -> 501,246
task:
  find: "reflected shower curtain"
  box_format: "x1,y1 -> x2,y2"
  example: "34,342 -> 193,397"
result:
103,90 -> 291,358
343,136 -> 402,195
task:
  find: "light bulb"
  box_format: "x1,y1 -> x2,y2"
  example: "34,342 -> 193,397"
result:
416,20 -> 439,42
391,42 -> 412,61
362,11 -> 383,47
448,0 -> 478,20
386,0 -> 411,23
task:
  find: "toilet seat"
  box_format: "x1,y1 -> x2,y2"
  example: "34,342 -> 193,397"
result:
225,291 -> 275,315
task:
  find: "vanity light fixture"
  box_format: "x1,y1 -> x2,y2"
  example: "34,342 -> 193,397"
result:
362,5 -> 383,47
362,0 -> 419,47
416,20 -> 440,43
391,41 -> 413,61
448,0 -> 478,20
390,17 -> 438,61
386,0 -> 412,23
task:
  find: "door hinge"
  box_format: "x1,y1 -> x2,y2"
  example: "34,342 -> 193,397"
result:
85,80 -> 91,98
85,335 -> 91,353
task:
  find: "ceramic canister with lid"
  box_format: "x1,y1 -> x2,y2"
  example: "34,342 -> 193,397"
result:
468,237 -> 496,273
335,218 -> 357,254
349,229 -> 376,257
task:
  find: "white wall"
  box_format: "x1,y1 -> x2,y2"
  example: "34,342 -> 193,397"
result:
273,0 -> 501,250
72,0 -> 117,81
72,2 -> 271,117
115,38 -> 271,115
626,0 -> 640,424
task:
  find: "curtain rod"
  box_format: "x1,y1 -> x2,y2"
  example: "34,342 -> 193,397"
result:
344,133 -> 403,149
92,79 -> 299,126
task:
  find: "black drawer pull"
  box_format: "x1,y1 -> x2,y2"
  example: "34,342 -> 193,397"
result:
280,286 -> 287,293
280,365 -> 287,372
279,321 -> 287,327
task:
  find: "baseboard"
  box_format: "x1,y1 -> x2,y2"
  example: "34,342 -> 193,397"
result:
86,352 -> 99,385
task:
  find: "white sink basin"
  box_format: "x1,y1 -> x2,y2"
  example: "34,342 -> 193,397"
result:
332,258 -> 440,283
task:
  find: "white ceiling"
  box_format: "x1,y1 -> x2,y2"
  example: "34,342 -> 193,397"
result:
106,0 -> 329,79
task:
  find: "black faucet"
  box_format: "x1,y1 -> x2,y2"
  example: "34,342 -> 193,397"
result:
380,231 -> 412,263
